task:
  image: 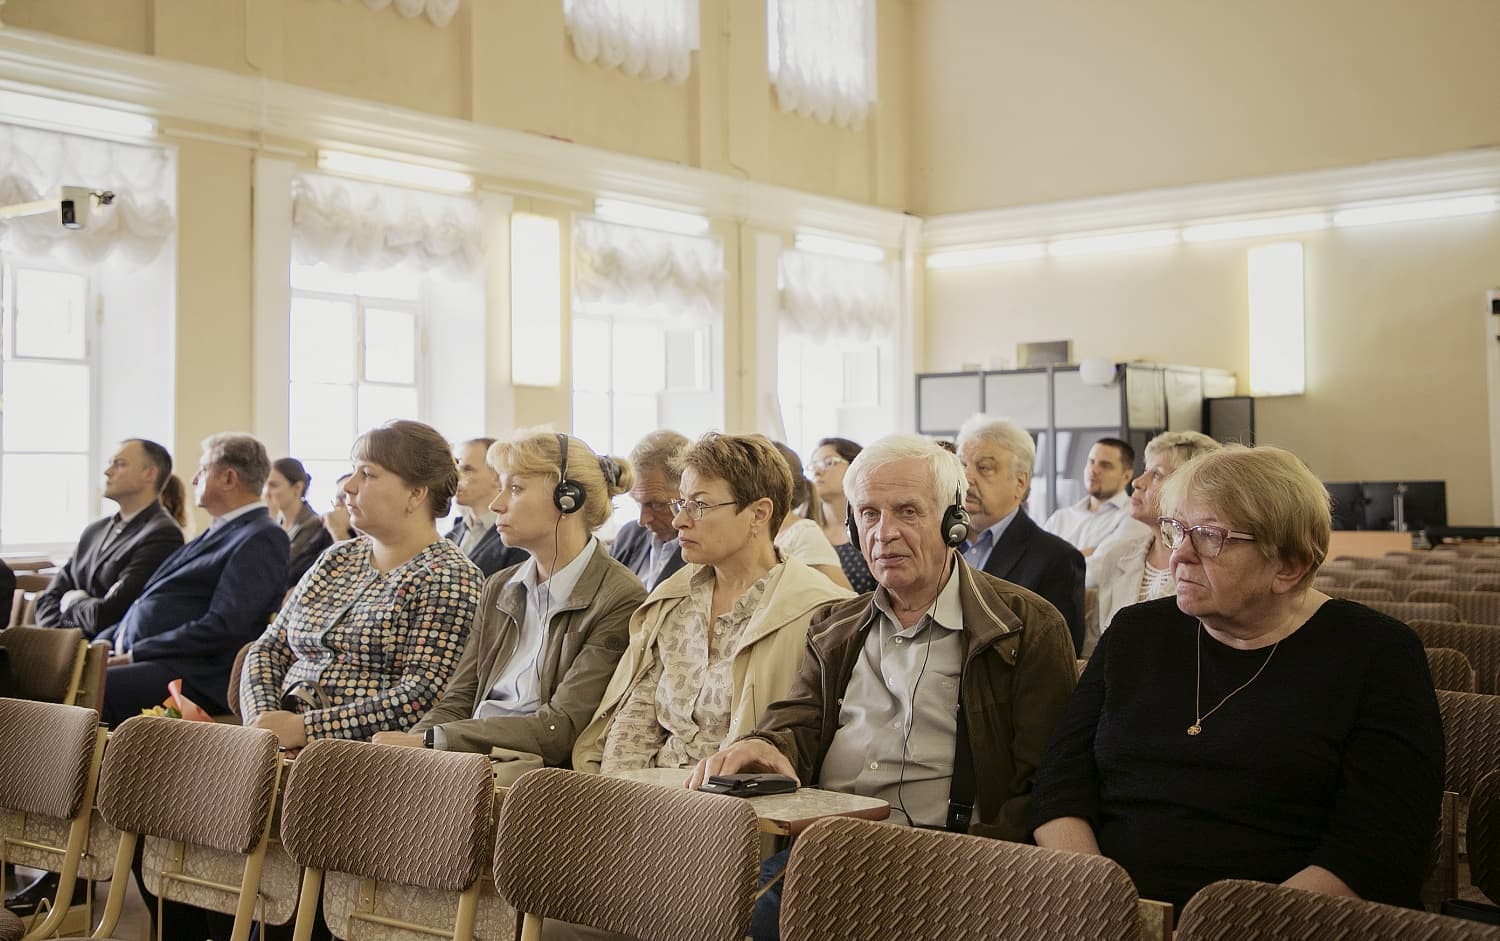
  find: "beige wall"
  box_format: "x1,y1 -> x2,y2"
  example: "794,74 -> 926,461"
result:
910,0 -> 1500,213
6,0 -> 910,208
925,215 -> 1500,523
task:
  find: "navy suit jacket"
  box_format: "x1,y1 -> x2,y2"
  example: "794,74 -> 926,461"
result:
980,509 -> 1087,654
444,517 -> 528,579
609,520 -> 685,589
34,501 -> 185,636
98,506 -> 288,701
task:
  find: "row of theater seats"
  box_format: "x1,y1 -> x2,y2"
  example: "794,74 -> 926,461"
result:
3,695 -> 1500,941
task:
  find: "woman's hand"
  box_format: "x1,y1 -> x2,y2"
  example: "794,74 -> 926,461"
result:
250,710 -> 308,750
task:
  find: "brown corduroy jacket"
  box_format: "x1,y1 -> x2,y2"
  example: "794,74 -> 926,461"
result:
742,559 -> 1077,842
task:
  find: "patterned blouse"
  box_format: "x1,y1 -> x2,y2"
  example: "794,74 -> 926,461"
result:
600,564 -> 771,772
241,536 -> 481,741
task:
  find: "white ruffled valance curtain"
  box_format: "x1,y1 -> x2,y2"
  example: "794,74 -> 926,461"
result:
0,123 -> 175,266
340,0 -> 460,27
778,248 -> 895,342
770,0 -> 878,129
573,217 -> 724,320
291,173 -> 482,277
563,0 -> 699,84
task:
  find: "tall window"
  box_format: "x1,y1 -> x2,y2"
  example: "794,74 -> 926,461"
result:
778,338 -> 881,462
289,263 -> 422,509
1,265 -> 94,546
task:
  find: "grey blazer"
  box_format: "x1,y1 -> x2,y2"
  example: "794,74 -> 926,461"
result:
33,501 -> 184,636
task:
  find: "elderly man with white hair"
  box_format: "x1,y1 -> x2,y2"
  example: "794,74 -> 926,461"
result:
955,414 -> 1087,653
691,434 -> 1077,941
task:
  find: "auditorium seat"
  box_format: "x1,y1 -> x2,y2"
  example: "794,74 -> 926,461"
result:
1365,600 -> 1462,624
1428,647 -> 1479,693
1351,578 -> 1455,599
1411,590 -> 1500,626
1177,879 -> 1494,940
7,573 -> 52,627
224,641 -> 252,722
280,738 -> 494,941
1437,690 -> 1500,872
779,816 -> 1141,941
1413,621 -> 1500,695
1468,769 -> 1500,906
1323,586 -> 1395,603
495,767 -> 759,941
0,626 -> 89,704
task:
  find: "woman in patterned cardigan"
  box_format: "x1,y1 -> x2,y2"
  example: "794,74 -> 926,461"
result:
238,420 -> 482,748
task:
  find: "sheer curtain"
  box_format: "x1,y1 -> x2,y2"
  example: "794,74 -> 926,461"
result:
0,123 -> 175,265
778,248 -> 894,342
573,217 -> 724,320
340,0 -> 461,27
291,173 -> 482,276
563,0 -> 700,84
769,0 -> 878,129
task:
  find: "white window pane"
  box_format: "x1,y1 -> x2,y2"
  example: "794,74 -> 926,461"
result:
612,322 -> 665,394
842,347 -> 879,405
291,262 -> 421,302
301,458 -> 354,517
364,307 -> 417,384
3,454 -> 90,543
665,326 -> 710,391
13,268 -> 87,360
3,361 -> 89,452
572,318 -> 612,393
358,384 -> 419,431
612,393 -> 659,456
803,347 -> 842,404
290,297 -> 356,384
778,336 -> 804,404
289,382 -> 356,460
573,392 -> 612,456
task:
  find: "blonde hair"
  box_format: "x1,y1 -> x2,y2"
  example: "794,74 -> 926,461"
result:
1144,430 -> 1222,473
1158,445 -> 1330,590
487,431 -> 633,532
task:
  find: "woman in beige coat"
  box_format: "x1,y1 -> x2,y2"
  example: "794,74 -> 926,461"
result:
573,432 -> 853,773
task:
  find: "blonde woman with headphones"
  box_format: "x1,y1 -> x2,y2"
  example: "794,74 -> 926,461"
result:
375,431 -> 645,782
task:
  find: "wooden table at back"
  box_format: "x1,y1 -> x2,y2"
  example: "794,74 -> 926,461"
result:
606,767 -> 890,836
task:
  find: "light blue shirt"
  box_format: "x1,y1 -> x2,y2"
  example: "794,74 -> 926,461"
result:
961,506 -> 1020,571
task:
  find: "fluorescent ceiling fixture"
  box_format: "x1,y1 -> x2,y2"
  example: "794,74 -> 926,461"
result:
1182,212 -> 1330,243
926,243 -> 1045,269
1332,194 -> 1499,229
1047,228 -> 1180,257
511,213 -> 563,387
1248,242 -> 1306,397
317,150 -> 473,194
0,90 -> 156,139
794,232 -> 885,263
594,198 -> 710,236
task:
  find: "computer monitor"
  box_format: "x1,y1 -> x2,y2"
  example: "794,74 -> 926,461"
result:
1325,482 -> 1365,531
1362,480 -> 1447,532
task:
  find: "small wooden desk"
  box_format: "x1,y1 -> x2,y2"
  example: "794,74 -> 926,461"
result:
607,767 -> 890,836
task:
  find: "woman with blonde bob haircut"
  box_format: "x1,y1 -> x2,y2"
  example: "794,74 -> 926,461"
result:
574,431 -> 854,773
1034,445 -> 1443,914
375,431 -> 645,778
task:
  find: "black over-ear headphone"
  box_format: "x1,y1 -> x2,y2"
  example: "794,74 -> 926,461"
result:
846,488 -> 972,548
553,433 -> 585,514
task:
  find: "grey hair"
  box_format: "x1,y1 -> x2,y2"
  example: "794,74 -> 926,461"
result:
628,429 -> 690,485
956,414 -> 1036,479
844,434 -> 968,510
1144,430 -> 1222,472
201,432 -> 271,496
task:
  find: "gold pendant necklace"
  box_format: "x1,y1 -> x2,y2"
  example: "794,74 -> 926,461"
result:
1188,621 -> 1278,736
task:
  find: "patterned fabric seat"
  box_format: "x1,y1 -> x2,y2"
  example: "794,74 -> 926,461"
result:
495,767 -> 759,941
0,626 -> 87,703
1469,769 -> 1500,905
1364,600 -> 1461,624
1411,590 -> 1500,627
1324,586 -> 1394,604
1428,647 -> 1478,693
1413,621 -> 1500,695
1351,577 -> 1454,600
780,816 -> 1140,941
0,909 -> 22,941
1177,879 -> 1498,940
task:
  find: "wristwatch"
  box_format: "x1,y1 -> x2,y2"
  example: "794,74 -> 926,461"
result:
422,728 -> 436,748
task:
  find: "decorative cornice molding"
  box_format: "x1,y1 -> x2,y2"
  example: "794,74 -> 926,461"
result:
923,149 -> 1500,251
0,28 -> 910,245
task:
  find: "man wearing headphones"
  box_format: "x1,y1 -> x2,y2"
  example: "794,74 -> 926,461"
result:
690,434 -> 1077,941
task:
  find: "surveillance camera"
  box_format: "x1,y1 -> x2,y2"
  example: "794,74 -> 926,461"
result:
59,185 -> 91,230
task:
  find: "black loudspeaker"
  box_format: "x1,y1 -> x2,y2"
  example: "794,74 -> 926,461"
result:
553,433 -> 585,514
846,491 -> 971,548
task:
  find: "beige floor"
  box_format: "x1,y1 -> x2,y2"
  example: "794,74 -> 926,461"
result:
9,868 -> 151,941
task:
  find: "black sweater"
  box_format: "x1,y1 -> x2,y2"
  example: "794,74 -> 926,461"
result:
1031,597 -> 1443,910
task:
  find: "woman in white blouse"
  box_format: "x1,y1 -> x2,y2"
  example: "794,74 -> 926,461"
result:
1087,431 -> 1222,647
770,441 -> 852,590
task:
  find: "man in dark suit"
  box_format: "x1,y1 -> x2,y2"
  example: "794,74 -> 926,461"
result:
956,415 -> 1086,653
445,437 -> 528,579
610,429 -> 688,591
35,439 -> 185,637
95,433 -> 288,726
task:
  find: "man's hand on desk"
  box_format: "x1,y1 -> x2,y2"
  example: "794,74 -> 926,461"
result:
687,738 -> 799,790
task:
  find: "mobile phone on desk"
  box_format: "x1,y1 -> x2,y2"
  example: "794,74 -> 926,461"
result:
697,772 -> 798,798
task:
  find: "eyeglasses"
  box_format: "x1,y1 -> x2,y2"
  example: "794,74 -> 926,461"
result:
669,499 -> 738,521
636,500 -> 673,514
810,457 -> 848,472
1158,517 -> 1256,558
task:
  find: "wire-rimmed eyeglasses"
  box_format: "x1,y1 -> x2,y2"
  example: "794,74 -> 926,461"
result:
1158,517 -> 1256,558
